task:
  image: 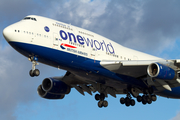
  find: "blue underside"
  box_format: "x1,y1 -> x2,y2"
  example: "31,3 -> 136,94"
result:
8,41 -> 180,98
156,87 -> 180,99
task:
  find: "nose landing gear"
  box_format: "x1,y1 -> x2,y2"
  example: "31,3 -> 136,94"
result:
29,56 -> 40,77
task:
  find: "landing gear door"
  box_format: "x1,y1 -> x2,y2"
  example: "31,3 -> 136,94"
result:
53,33 -> 59,46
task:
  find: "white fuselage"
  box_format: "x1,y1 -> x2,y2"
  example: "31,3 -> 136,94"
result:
3,15 -> 162,64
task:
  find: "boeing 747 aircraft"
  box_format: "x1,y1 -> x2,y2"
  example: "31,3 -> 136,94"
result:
3,15 -> 180,108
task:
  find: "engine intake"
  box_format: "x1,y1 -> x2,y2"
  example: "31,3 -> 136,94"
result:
37,85 -> 65,99
147,63 -> 176,80
42,78 -> 71,95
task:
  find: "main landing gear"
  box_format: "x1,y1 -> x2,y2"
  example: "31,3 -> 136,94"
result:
29,56 -> 40,77
120,87 -> 157,107
94,87 -> 157,108
95,93 -> 108,108
136,94 -> 157,105
120,93 -> 135,107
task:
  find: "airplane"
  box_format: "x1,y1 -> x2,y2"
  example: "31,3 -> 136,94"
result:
3,15 -> 180,108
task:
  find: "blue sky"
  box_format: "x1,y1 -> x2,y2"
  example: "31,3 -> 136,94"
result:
1,0 -> 180,120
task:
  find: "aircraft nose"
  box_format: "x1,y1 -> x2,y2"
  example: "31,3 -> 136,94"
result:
3,26 -> 12,42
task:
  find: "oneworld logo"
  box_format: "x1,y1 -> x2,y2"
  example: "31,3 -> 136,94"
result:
59,30 -> 115,54
44,26 -> 50,32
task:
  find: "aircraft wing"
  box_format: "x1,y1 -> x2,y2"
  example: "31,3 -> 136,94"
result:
100,59 -> 180,91
100,60 -> 163,78
38,59 -> 180,102
53,71 -> 118,97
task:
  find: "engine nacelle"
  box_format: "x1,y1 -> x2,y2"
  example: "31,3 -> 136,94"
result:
42,78 -> 71,95
147,63 -> 176,80
37,85 -> 65,99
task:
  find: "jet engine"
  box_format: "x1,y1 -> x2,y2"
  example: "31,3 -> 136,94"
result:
42,78 -> 71,94
37,78 -> 71,99
147,63 -> 176,80
37,85 -> 65,99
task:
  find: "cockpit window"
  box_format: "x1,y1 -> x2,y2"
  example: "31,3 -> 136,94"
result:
23,17 -> 31,20
23,17 -> 37,21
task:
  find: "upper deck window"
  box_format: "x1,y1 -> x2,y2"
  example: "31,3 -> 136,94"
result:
23,17 -> 37,21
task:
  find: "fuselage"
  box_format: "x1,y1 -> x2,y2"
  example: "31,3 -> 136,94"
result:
3,15 -> 180,99
3,15 -> 161,61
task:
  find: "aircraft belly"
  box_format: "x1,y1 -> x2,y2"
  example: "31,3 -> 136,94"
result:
155,86 -> 180,99
9,41 -> 148,89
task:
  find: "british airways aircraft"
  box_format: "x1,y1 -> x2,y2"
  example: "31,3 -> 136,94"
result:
3,15 -> 180,108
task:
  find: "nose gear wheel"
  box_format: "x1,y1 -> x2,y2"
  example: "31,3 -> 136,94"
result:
29,56 -> 40,77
